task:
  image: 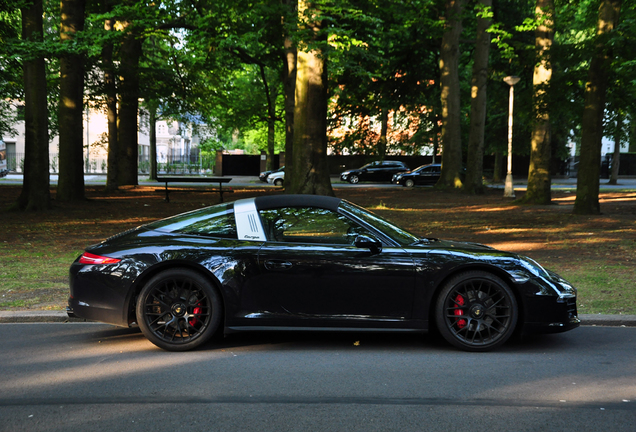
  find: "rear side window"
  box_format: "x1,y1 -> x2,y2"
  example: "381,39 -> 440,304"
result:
146,203 -> 237,238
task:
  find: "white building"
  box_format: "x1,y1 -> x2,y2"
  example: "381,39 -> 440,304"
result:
1,104 -> 213,174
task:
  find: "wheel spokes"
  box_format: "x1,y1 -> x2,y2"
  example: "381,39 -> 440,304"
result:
144,278 -> 212,344
445,279 -> 512,346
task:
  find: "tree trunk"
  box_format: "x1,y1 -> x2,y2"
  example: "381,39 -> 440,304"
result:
522,0 -> 554,205
57,0 -> 86,202
464,0 -> 491,195
629,114 -> 636,152
574,0 -> 621,215
103,16 -> 119,191
16,0 -> 50,211
282,0 -> 297,176
437,0 -> 463,189
117,33 -> 142,186
493,151 -> 503,182
378,107 -> 388,159
258,64 -> 277,171
608,112 -> 622,185
148,101 -> 158,180
287,0 -> 333,196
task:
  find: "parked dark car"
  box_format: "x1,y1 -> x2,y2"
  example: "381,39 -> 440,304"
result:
393,163 -> 442,187
340,160 -> 409,184
259,166 -> 284,182
68,195 -> 579,352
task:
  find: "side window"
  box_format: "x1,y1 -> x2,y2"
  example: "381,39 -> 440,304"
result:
174,212 -> 237,238
260,207 -> 371,245
148,204 -> 237,239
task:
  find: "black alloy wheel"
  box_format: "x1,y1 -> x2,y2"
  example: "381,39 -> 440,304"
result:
435,271 -> 518,352
136,268 -> 222,351
404,179 -> 415,188
349,174 -> 360,184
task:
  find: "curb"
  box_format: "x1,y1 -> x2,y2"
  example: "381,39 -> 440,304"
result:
0,311 -> 635,327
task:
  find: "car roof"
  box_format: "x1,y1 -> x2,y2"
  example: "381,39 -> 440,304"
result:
253,194 -> 342,212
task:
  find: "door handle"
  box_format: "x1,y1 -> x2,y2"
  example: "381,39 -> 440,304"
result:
264,260 -> 293,270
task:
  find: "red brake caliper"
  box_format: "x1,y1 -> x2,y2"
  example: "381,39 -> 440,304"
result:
454,295 -> 466,329
189,304 -> 202,326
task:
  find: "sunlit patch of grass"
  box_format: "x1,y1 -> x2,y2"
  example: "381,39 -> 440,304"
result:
0,300 -> 30,308
0,244 -> 82,294
550,263 -> 636,315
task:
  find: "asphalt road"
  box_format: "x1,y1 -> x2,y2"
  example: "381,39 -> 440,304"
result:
0,323 -> 634,432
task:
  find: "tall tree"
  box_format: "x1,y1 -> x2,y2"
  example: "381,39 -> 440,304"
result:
521,0 -> 554,205
437,0 -> 464,189
16,0 -> 50,211
117,31 -> 142,186
287,0 -> 333,196
574,0 -> 621,215
57,0 -> 87,201
103,12 -> 119,191
464,0 -> 492,194
282,0 -> 297,175
607,111 -> 623,185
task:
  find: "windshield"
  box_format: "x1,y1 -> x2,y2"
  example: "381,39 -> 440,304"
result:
339,201 -> 419,246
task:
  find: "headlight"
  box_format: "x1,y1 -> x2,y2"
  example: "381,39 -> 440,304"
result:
341,171 -> 350,176
519,256 -> 550,278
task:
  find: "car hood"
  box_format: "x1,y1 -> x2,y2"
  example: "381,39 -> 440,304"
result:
429,239 -> 495,252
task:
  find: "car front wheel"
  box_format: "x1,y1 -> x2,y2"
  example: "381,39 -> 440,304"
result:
349,175 -> 359,184
136,268 -> 222,351
274,178 -> 284,186
434,271 -> 518,352
404,179 -> 415,187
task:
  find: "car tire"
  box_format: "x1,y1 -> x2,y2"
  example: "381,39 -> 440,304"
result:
349,175 -> 359,184
434,271 -> 518,352
136,268 -> 222,351
274,178 -> 284,186
404,179 -> 415,188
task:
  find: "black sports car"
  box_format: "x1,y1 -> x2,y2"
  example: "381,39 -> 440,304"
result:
340,160 -> 409,184
393,163 -> 442,187
68,195 -> 579,352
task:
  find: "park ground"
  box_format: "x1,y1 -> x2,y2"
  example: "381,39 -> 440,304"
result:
0,183 -> 635,315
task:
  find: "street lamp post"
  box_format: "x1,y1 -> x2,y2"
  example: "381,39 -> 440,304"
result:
503,76 -> 520,198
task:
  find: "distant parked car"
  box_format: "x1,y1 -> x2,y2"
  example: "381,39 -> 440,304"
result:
340,160 -> 409,184
259,166 -> 284,183
393,164 -> 442,187
267,170 -> 285,186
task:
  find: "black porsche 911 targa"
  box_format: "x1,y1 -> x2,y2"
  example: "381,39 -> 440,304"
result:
68,195 -> 579,352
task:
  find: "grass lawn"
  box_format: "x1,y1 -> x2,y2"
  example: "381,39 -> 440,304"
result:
1,184 -> 634,314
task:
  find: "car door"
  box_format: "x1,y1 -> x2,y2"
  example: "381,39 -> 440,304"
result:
362,162 -> 382,182
418,166 -> 440,184
251,207 -> 416,326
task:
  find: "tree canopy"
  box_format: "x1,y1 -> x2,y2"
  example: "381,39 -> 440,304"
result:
1,0 -> 635,209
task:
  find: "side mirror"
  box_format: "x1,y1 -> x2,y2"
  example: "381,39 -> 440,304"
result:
354,235 -> 382,254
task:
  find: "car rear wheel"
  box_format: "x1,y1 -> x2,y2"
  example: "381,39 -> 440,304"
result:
404,179 -> 415,188
434,271 -> 518,352
349,175 -> 359,184
274,178 -> 284,186
136,268 -> 222,351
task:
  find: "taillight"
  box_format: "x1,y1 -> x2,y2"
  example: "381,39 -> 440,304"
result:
78,252 -> 121,265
